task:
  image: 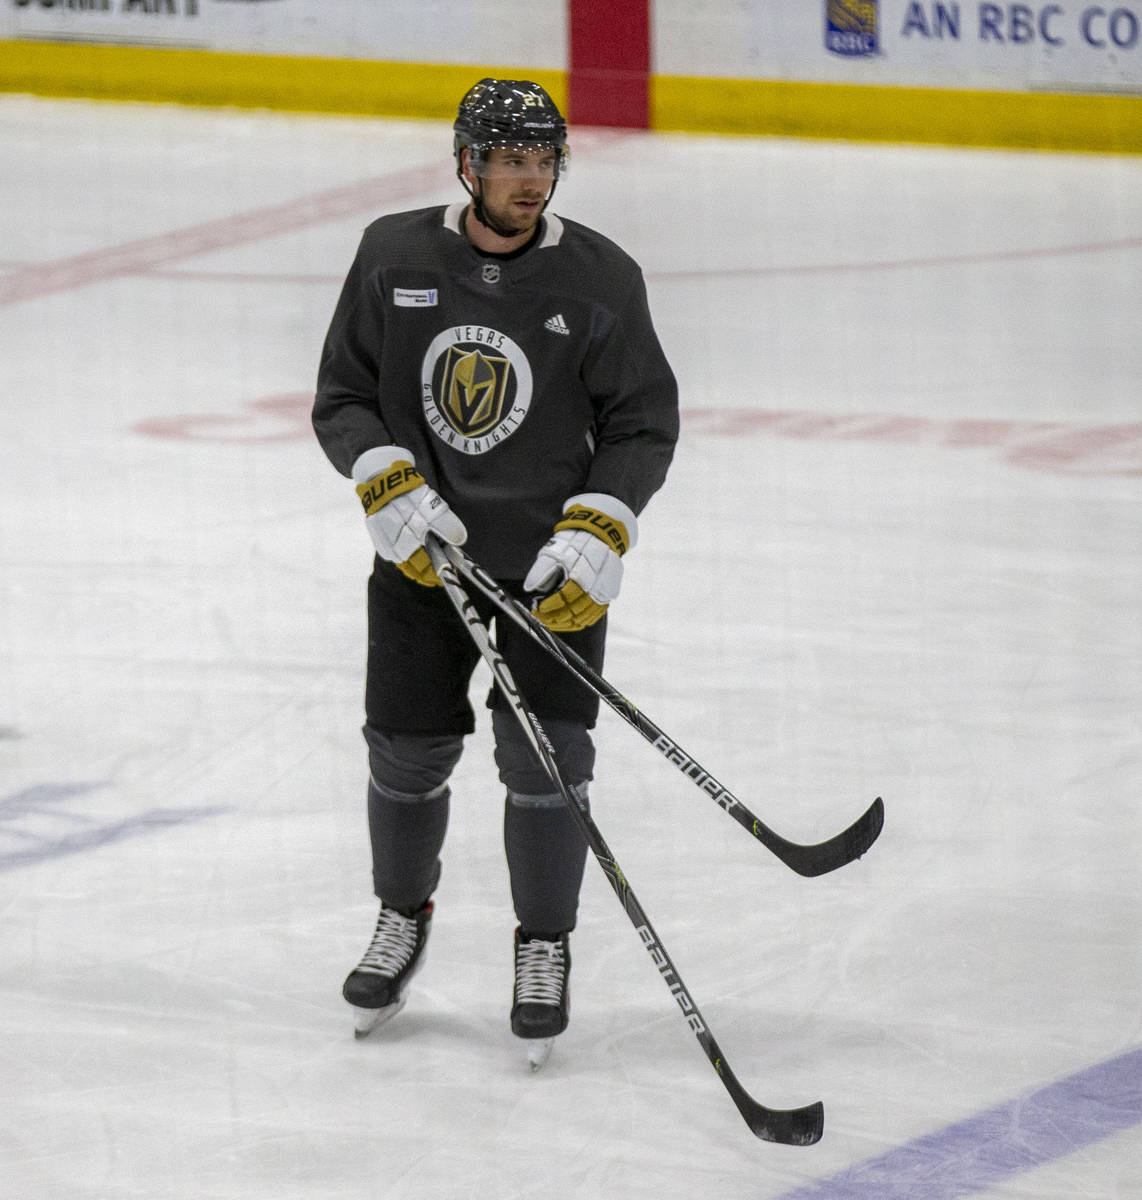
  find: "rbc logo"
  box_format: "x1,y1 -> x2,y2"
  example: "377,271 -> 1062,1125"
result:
826,0 -> 880,56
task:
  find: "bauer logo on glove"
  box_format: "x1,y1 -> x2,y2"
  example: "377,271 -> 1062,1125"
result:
557,506 -> 632,556
523,493 -> 639,633
356,463 -> 426,516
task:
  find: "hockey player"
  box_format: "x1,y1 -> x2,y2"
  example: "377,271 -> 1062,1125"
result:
313,78 -> 678,1064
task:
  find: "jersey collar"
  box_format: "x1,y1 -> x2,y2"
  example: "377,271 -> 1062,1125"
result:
443,201 -> 564,249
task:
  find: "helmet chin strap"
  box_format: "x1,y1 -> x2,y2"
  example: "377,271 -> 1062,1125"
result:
460,172 -> 559,241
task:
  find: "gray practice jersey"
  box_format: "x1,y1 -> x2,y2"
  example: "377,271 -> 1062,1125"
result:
313,202 -> 679,578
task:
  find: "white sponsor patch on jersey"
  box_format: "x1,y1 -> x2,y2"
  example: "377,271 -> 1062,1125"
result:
394,288 -> 439,307
544,313 -> 570,335
421,326 -> 533,455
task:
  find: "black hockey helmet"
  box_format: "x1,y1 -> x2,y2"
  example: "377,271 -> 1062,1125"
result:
453,78 -> 569,180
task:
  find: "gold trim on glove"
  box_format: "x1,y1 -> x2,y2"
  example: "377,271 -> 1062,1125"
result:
532,581 -> 607,633
396,546 -> 441,588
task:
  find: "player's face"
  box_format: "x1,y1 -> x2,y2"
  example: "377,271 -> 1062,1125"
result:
471,145 -> 559,236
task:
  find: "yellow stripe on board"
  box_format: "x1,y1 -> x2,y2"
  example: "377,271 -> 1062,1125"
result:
2,37 -> 1138,154
0,39 -> 567,120
653,74 -> 1142,155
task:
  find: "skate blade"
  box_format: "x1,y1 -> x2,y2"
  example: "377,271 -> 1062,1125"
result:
350,996 -> 406,1039
525,1038 -> 555,1071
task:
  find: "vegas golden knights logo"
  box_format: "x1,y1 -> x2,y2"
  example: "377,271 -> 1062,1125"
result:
441,345 -> 510,437
421,325 -> 534,455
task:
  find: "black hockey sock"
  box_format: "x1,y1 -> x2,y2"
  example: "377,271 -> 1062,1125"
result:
503,787 -> 589,933
367,779 -> 449,910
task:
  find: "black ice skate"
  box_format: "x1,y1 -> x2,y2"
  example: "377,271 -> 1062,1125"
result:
511,928 -> 570,1070
343,901 -> 433,1038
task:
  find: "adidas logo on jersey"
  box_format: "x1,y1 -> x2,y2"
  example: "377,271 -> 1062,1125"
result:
544,313 -> 570,336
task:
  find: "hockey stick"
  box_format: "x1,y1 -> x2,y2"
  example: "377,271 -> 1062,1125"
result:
438,541 -> 883,878
425,535 -> 824,1146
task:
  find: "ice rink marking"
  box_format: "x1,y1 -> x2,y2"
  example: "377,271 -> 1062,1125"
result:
774,1047 -> 1142,1200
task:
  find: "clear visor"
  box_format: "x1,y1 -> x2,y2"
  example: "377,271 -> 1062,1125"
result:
468,143 -> 569,181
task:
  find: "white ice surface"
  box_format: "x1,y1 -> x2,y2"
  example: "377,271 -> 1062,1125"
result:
1,96 -> 1140,1199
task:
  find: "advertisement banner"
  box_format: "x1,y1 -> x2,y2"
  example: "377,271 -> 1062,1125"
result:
656,0 -> 1141,94
2,0 -> 566,68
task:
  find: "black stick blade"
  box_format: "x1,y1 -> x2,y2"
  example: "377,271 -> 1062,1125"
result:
766,796 -> 884,878
718,1058 -> 825,1145
748,1099 -> 825,1146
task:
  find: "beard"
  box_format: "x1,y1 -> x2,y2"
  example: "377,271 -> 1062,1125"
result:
475,188 -> 545,240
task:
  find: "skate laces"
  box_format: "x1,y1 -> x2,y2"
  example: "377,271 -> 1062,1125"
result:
356,907 -> 419,977
515,937 -> 567,1005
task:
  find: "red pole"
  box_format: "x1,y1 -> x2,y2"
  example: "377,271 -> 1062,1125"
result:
568,0 -> 650,128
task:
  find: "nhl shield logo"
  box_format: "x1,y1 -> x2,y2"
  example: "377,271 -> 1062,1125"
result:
825,0 -> 879,56
421,325 -> 534,455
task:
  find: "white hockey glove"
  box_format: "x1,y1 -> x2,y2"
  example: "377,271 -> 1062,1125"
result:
352,446 -> 467,587
523,493 -> 639,633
